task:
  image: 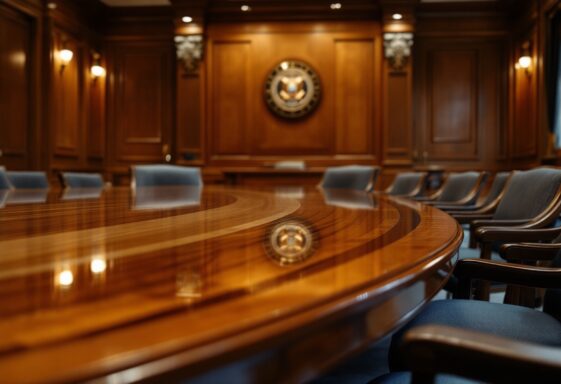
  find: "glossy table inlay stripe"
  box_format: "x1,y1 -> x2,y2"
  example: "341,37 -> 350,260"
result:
0,186 -> 462,383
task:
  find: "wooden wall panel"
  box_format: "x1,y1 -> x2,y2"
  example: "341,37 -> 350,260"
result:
109,43 -> 173,164
335,39 -> 374,156
428,50 -> 477,158
88,70 -> 106,160
0,4 -> 31,170
250,33 -> 333,156
211,41 -> 250,156
205,22 -> 381,166
176,72 -> 202,162
414,38 -> 505,168
383,70 -> 412,166
511,28 -> 539,160
52,30 -> 81,159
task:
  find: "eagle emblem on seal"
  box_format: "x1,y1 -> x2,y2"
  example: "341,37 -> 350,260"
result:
265,60 -> 321,119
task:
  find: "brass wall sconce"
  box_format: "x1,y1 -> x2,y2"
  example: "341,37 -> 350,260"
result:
58,48 -> 73,71
90,52 -> 106,79
516,41 -> 532,75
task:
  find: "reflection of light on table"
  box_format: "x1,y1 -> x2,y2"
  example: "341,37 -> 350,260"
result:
176,269 -> 202,299
57,269 -> 74,287
274,187 -> 305,199
90,257 -> 107,274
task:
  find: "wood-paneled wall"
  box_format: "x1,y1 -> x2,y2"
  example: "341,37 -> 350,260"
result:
2,0 -> 561,186
104,6 -> 175,183
203,22 -> 382,168
0,3 -> 33,170
414,38 -> 507,169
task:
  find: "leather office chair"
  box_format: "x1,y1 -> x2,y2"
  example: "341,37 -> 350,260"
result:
6,171 -> 49,189
131,164 -> 202,188
320,165 -> 380,191
61,172 -> 104,188
438,171 -> 511,212
373,245 -> 561,384
385,172 -> 427,197
0,167 -> 13,190
414,172 -> 487,207
455,168 -> 561,261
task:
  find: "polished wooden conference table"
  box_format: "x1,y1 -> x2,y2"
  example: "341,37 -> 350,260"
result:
0,185 -> 462,383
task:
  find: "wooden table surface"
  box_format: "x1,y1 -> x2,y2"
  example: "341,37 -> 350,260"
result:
0,186 -> 462,383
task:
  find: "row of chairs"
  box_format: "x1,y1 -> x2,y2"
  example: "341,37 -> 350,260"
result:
367,168 -> 561,383
0,165 -> 204,191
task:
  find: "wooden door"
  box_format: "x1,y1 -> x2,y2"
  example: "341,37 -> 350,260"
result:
108,42 -> 174,166
414,38 -> 505,168
0,4 -> 32,170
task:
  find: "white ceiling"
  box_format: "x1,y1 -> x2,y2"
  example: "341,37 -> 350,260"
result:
100,0 -> 170,6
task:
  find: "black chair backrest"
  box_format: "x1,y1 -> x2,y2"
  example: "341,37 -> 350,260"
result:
62,172 -> 104,188
493,168 -> 561,221
387,172 -> 425,196
480,171 -> 511,205
436,171 -> 484,203
132,165 -> 203,188
6,171 -> 49,189
321,165 -> 380,191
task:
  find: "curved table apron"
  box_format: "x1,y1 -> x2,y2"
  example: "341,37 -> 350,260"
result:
0,186 -> 463,383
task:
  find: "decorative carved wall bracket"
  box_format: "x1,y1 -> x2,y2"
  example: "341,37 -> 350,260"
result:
175,34 -> 204,74
384,32 -> 414,71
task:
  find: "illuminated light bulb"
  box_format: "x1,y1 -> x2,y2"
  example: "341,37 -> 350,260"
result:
91,64 -> 106,78
58,270 -> 74,287
59,49 -> 73,64
330,3 -> 342,10
392,13 -> 403,20
90,258 -> 107,274
518,55 -> 532,69
182,16 -> 193,23
241,5 -> 251,12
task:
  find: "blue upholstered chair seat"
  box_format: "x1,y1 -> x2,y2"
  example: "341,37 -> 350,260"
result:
62,172 -> 104,188
373,372 -> 477,384
389,300 -> 561,373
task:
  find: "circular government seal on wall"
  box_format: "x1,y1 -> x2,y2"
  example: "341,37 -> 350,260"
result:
265,60 -> 321,119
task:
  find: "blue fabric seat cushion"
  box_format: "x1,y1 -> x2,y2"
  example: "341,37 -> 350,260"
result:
389,300 -> 561,370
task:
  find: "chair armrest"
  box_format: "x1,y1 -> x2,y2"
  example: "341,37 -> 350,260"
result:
437,204 -> 479,212
451,214 -> 493,225
414,196 -> 435,202
470,219 -> 529,229
453,258 -> 561,299
401,325 -> 561,384
500,242 -> 561,261
474,226 -> 561,243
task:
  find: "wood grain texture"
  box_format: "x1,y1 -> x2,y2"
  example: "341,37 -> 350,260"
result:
51,29 -> 81,159
0,186 -> 462,382
414,38 -> 506,168
205,22 -> 381,167
0,3 -> 31,169
108,42 -> 173,165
